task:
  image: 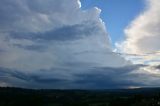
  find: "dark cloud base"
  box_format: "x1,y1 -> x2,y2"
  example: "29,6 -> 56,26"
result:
0,65 -> 147,89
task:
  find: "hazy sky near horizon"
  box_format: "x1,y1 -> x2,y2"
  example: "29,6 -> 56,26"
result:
0,0 -> 160,89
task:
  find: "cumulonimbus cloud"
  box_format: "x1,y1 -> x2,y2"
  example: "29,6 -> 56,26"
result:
0,0 -> 160,89
0,0 -> 132,88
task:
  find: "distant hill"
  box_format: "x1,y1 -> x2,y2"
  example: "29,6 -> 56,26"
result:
0,87 -> 160,106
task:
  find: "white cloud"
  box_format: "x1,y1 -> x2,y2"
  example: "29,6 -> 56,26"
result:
117,0 -> 160,65
0,0 -> 129,73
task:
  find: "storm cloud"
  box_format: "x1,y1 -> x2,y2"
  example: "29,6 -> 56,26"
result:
0,0 -> 159,89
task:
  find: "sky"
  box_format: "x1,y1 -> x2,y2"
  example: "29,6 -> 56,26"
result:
0,0 -> 160,89
81,0 -> 145,45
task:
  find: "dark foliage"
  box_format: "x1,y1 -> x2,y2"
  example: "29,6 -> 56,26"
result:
0,87 -> 160,106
